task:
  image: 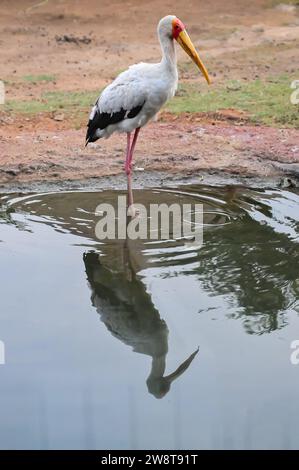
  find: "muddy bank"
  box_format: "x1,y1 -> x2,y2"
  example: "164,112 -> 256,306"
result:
1,117 -> 299,188
0,169 -> 298,195
0,0 -> 298,189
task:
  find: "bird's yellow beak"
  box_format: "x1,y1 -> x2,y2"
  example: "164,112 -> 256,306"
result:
176,30 -> 211,85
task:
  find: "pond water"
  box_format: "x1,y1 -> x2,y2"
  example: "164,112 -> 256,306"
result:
0,184 -> 298,450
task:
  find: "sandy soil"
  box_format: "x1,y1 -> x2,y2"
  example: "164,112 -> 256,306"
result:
0,0 -> 299,186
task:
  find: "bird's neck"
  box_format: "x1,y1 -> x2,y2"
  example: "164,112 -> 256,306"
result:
149,355 -> 166,379
159,35 -> 177,74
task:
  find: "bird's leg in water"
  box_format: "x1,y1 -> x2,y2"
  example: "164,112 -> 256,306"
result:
126,128 -> 140,215
125,132 -> 134,211
127,172 -> 134,210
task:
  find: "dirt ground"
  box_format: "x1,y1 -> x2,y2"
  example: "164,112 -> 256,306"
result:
0,0 -> 299,186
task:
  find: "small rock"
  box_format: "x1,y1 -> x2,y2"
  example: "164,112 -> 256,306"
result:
0,115 -> 14,125
195,127 -> 206,137
5,169 -> 19,177
226,82 -> 242,91
251,24 -> 265,33
275,3 -> 297,13
279,177 -> 296,188
55,34 -> 92,45
52,113 -> 65,121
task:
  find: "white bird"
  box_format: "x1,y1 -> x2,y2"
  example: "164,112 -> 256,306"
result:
85,15 -> 210,210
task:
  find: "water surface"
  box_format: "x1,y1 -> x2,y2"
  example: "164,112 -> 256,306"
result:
0,184 -> 298,449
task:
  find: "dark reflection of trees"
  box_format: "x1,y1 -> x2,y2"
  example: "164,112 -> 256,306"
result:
191,214 -> 299,335
83,248 -> 198,399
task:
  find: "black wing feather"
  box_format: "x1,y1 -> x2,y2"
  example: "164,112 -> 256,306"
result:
85,101 -> 145,145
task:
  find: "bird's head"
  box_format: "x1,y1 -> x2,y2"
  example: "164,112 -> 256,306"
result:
158,15 -> 211,85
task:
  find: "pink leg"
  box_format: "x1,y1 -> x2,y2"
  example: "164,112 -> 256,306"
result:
124,132 -> 131,175
128,127 -> 140,172
125,128 -> 141,210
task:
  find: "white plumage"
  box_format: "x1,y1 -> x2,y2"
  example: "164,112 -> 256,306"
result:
85,14 -> 210,208
86,16 -> 178,142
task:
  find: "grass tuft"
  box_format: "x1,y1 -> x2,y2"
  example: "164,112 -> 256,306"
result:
166,75 -> 299,128
22,74 -> 57,83
4,90 -> 98,114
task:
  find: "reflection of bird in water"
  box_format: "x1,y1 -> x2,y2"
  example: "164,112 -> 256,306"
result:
83,251 -> 198,399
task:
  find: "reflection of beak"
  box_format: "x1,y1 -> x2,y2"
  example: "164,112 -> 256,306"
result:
176,30 -> 211,85
164,347 -> 199,384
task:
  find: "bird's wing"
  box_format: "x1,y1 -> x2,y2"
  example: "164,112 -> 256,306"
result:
86,67 -> 147,144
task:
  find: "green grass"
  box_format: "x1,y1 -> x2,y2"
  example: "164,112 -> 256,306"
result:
22,74 -> 57,83
166,75 -> 299,128
3,76 -> 299,128
266,0 -> 299,6
4,90 -> 99,114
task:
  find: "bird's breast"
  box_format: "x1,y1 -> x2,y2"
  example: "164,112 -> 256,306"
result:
146,76 -> 177,112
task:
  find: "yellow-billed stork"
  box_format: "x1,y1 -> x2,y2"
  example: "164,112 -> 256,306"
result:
85,15 -> 211,210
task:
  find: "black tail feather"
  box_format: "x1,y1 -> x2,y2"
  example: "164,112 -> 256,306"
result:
85,100 -> 145,146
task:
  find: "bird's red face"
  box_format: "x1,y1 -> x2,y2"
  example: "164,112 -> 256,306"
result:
172,18 -> 185,39
171,17 -> 211,85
